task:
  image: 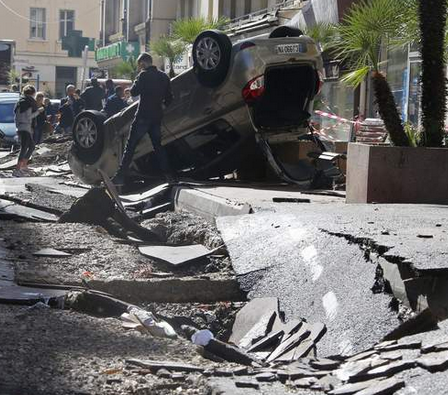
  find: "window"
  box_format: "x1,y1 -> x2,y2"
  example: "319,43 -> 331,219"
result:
60,10 -> 75,39
0,103 -> 15,124
30,8 -> 46,40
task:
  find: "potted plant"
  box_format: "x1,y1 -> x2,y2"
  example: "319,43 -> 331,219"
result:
338,0 -> 448,204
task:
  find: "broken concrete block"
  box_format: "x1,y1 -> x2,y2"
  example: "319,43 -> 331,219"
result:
346,350 -> 378,363
417,350 -> 448,372
238,311 -> 276,350
277,368 -> 328,381
422,340 -> 448,354
229,297 -> 279,345
353,377 -> 405,395
138,244 -> 216,266
313,375 -> 341,391
156,368 -> 171,378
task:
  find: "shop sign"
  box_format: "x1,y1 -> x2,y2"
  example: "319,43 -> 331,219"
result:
95,41 -> 140,63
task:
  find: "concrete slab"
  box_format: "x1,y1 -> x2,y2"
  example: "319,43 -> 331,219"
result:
138,244 -> 215,266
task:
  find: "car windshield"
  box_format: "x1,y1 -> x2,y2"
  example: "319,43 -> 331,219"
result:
0,103 -> 15,123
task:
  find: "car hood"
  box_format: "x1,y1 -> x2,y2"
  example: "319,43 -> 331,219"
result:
0,122 -> 16,137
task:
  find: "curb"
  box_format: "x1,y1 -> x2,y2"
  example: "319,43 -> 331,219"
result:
172,187 -> 252,222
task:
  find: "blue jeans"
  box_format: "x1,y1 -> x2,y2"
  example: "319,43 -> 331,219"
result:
116,117 -> 170,178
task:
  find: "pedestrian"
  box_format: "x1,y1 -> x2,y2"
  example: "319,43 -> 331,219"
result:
124,88 -> 134,105
105,79 -> 115,99
103,86 -> 128,118
111,53 -> 173,186
13,85 -> 44,176
81,78 -> 105,111
44,97 -> 57,126
58,85 -> 85,135
33,92 -> 46,144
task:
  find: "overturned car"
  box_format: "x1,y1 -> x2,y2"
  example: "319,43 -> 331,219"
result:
69,26 -> 325,185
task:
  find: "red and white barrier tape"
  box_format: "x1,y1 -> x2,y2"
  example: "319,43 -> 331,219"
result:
314,110 -> 357,125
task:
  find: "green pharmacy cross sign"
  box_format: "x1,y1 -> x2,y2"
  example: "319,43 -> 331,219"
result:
61,30 -> 95,58
95,41 -> 140,63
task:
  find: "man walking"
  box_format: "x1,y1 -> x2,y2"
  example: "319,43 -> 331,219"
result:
112,53 -> 173,185
81,78 -> 104,111
58,85 -> 84,135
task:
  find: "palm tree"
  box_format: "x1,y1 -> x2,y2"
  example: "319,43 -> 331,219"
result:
334,0 -> 414,146
112,56 -> 139,81
303,22 -> 337,52
171,17 -> 229,44
151,36 -> 187,78
418,0 -> 447,147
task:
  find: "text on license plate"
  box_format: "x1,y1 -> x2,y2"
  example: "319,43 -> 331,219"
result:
276,43 -> 305,55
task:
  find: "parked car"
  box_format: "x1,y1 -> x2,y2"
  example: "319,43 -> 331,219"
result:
69,27 -> 325,185
0,92 -> 19,147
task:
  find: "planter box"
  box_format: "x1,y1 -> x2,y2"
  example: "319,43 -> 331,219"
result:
346,143 -> 448,204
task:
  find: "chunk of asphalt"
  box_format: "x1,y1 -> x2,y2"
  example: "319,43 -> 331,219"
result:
313,374 -> 342,392
267,323 -> 311,363
353,377 -> 405,395
33,248 -> 72,258
247,329 -> 284,353
229,297 -> 279,345
310,358 -> 341,370
255,372 -> 277,382
362,360 -> 416,379
204,339 -> 256,366
417,350 -> 448,372
328,378 -> 390,395
138,244 -> 215,266
422,340 -> 448,354
346,350 -> 378,363
295,376 -> 318,388
0,198 -> 59,222
238,311 -> 277,350
235,379 -> 259,389
126,359 -> 204,373
382,308 -> 438,341
65,290 -> 131,318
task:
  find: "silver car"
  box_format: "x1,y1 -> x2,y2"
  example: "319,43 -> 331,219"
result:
0,92 -> 20,147
69,27 -> 324,185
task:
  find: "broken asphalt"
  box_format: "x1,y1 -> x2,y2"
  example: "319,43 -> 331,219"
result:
2,139 -> 448,394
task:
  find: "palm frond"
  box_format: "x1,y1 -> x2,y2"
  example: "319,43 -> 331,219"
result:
302,22 -> 337,52
340,66 -> 370,87
151,36 -> 187,63
172,17 -> 229,44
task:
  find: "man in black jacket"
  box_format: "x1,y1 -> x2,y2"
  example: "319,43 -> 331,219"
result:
112,53 -> 173,185
58,85 -> 85,135
80,78 -> 104,111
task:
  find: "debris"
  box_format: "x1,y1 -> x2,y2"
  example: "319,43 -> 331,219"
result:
229,297 -> 279,345
295,377 -> 318,388
417,234 -> 434,239
382,308 -> 438,341
66,290 -> 130,317
26,301 -> 50,310
247,330 -> 284,353
126,359 -> 204,373
310,358 -> 341,370
138,244 -> 217,266
364,360 -> 416,379
266,322 -> 311,362
191,329 -> 214,346
0,198 -> 59,222
122,306 -> 177,339
156,368 -> 171,379
33,248 -> 72,258
238,310 -> 277,349
328,378 -> 389,395
139,202 -> 172,220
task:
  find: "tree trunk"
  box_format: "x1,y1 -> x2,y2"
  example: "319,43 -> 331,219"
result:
419,0 -> 447,147
371,71 -> 409,147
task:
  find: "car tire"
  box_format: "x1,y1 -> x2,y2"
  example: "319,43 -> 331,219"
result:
72,111 -> 107,165
193,30 -> 232,88
269,26 -> 304,38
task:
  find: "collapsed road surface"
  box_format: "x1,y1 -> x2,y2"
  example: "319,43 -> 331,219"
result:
2,140 -> 448,394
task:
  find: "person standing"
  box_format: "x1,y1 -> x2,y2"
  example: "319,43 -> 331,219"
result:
105,79 -> 115,99
58,85 -> 85,135
33,92 -> 46,144
81,78 -> 105,111
111,53 -> 173,185
103,86 -> 128,118
13,85 -> 44,176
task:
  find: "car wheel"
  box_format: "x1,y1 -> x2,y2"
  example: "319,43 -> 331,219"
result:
269,26 -> 304,38
72,111 -> 106,165
193,30 -> 232,87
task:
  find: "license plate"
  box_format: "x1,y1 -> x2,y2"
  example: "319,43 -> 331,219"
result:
276,43 -> 305,55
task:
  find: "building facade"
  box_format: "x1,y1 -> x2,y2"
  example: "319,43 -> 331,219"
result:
97,0 -> 178,72
0,0 -> 100,97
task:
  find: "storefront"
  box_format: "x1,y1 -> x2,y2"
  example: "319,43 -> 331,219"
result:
386,43 -> 422,127
95,40 -> 141,74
